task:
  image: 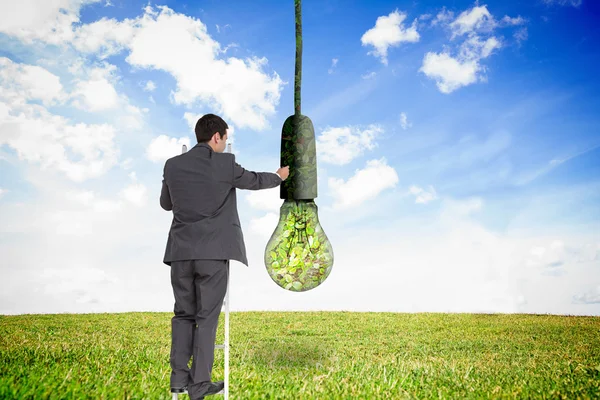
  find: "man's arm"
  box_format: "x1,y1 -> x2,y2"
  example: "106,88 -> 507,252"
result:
231,156 -> 283,190
160,163 -> 173,211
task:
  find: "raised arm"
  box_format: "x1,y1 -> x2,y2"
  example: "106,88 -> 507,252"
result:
231,156 -> 283,190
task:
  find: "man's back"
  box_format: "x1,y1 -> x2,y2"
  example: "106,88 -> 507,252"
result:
160,142 -> 283,267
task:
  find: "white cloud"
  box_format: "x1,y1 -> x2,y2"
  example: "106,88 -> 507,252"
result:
328,158 -> 399,210
245,186 -> 282,213
0,66 -> 119,182
71,16 -> 135,58
183,112 -> 203,130
66,58 -> 87,76
118,104 -> 148,131
361,10 -> 420,65
0,0 -> 101,46
432,8 -> 454,26
435,6 -> 526,32
501,15 -> 526,26
1,4 -> 284,132
1,114 -> 118,182
542,0 -> 582,7
316,124 -> 383,165
0,57 -> 66,106
420,52 -> 480,94
522,239 -> 599,280
119,173 -> 147,207
122,6 -> 284,131
328,58 -> 338,74
573,286 -> 600,304
400,112 -> 412,129
62,172 -> 151,217
215,24 -> 231,34
119,157 -> 133,170
421,4 -> 526,93
39,266 -> 120,299
525,240 -> 570,270
71,77 -> 118,110
0,188 -> 7,199
68,189 -> 95,205
47,176 -> 152,235
249,212 -> 280,239
441,196 -> 483,217
50,212 -> 91,235
63,61 -> 147,129
146,135 -> 191,163
143,80 -> 156,92
408,185 -> 438,204
460,35 -> 502,59
66,189 -> 121,212
421,17 -> 502,94
449,5 -> 496,38
514,27 -> 528,45
70,64 -> 120,112
361,71 -> 377,80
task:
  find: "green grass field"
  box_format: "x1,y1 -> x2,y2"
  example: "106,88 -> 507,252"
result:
1,312 -> 599,399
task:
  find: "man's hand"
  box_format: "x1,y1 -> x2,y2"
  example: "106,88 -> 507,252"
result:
276,166 -> 290,180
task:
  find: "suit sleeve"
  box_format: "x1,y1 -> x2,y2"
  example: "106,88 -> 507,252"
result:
231,155 -> 283,190
160,161 -> 173,211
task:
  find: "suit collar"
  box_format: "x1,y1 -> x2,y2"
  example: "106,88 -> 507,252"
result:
194,142 -> 212,150
193,142 -> 215,156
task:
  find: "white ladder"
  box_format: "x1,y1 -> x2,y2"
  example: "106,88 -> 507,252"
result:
217,280 -> 230,399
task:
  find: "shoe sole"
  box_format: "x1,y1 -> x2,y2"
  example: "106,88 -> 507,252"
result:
172,384 -> 223,397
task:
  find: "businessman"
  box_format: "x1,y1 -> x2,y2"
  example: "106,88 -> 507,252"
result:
160,113 -> 289,399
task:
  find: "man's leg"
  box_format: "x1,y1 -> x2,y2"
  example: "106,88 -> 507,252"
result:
170,260 -> 196,388
188,259 -> 229,399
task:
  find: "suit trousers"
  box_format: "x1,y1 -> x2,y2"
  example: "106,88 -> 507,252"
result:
170,259 -> 229,398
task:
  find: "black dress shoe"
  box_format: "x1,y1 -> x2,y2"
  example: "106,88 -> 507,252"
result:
194,381 -> 224,399
170,386 -> 188,394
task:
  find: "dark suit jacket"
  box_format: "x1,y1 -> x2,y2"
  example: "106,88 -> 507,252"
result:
160,142 -> 282,267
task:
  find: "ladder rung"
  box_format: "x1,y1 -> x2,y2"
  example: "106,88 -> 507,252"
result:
215,344 -> 226,349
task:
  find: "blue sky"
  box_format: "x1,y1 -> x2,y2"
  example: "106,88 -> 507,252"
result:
0,0 -> 599,316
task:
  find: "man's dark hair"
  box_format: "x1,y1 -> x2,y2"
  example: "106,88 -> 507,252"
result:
195,114 -> 229,143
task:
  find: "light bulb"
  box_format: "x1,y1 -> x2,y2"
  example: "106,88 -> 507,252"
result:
265,199 -> 333,292
264,113 -> 334,292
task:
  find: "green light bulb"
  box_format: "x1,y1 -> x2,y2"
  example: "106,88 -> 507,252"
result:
263,113 -> 334,291
265,199 -> 333,292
